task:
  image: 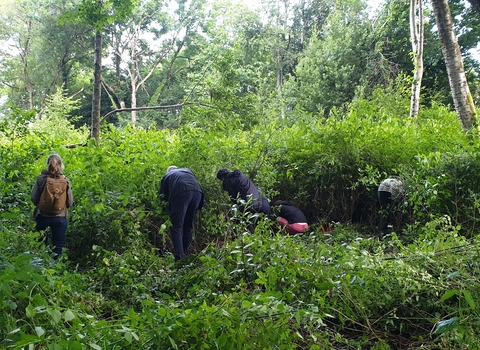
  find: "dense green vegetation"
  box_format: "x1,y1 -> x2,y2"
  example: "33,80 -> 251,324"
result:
1,0 -> 480,348
1,88 -> 480,349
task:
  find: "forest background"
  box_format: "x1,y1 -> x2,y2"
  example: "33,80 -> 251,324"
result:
1,0 -> 480,348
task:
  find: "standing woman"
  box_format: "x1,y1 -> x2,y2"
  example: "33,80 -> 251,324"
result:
31,154 -> 74,259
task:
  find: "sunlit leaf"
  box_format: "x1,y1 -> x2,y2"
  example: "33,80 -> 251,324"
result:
35,326 -> 45,337
64,310 -> 75,321
433,316 -> 460,334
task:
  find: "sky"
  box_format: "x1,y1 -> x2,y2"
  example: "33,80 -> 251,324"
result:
241,0 -> 386,13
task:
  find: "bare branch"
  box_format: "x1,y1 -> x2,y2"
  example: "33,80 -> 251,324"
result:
99,102 -> 214,124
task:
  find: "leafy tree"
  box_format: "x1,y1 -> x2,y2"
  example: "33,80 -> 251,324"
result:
0,0 -> 91,113
175,1 -> 268,129
101,0 -> 208,128
60,0 -> 138,141
372,0 -> 480,109
30,85 -> 88,143
257,0 -> 336,121
292,0 -> 372,116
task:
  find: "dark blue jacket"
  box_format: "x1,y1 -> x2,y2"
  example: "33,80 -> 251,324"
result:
273,201 -> 307,224
159,168 -> 204,210
222,170 -> 263,211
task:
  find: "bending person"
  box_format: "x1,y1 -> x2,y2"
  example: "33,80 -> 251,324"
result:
378,176 -> 406,234
216,168 -> 270,215
159,166 -> 204,260
272,200 -> 308,234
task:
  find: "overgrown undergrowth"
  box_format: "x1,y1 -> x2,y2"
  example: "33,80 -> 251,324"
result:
1,97 -> 480,348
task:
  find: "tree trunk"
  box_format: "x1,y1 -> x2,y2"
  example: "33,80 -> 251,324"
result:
430,0 -> 477,131
20,19 -> 34,109
90,31 -> 102,142
131,77 -> 137,127
409,0 -> 424,117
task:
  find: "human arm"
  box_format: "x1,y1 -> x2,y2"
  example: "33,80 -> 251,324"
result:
31,175 -> 46,206
66,177 -> 74,208
159,176 -> 169,203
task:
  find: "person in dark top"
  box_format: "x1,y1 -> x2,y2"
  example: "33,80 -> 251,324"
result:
216,168 -> 270,215
378,176 -> 406,234
159,166 -> 204,260
31,154 -> 74,259
272,200 -> 309,234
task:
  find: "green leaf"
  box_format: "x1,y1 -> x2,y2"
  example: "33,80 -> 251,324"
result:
433,316 -> 460,334
35,326 -> 45,337
241,300 -> 252,308
1,212 -> 17,219
124,332 -> 132,343
14,334 -> 38,347
168,336 -> 178,350
315,282 -> 334,290
216,332 -> 228,347
463,290 -> 476,310
47,308 -> 62,324
26,304 -> 36,318
64,310 -> 75,321
89,344 -> 102,350
8,328 -> 21,335
440,290 -> 459,302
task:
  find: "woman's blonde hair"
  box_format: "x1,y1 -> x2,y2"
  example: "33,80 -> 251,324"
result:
47,154 -> 64,177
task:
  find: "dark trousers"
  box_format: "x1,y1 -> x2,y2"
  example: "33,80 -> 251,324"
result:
35,215 -> 68,259
169,191 -> 202,260
378,191 -> 395,233
260,197 -> 270,215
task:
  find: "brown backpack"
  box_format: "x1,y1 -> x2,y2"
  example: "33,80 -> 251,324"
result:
38,176 -> 68,216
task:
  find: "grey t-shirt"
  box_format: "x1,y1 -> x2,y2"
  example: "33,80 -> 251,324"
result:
378,178 -> 405,200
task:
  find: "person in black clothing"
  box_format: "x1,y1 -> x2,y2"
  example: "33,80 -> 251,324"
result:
159,166 -> 204,260
216,168 -> 270,215
378,176 -> 406,234
272,200 -> 308,234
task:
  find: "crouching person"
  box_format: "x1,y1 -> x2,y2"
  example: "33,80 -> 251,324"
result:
378,176 -> 406,235
272,200 -> 308,234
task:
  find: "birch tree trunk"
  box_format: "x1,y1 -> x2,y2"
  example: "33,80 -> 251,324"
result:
130,70 -> 138,127
409,0 -> 424,117
19,19 -> 34,109
90,31 -> 102,142
275,0 -> 285,121
430,0 -> 477,131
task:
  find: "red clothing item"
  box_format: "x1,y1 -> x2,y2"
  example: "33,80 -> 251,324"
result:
277,217 -> 309,234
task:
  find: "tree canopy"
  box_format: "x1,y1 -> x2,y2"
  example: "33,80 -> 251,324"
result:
0,0 -> 478,131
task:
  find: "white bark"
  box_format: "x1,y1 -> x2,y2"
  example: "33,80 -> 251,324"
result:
431,0 -> 477,131
90,31 -> 102,142
409,0 -> 424,117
